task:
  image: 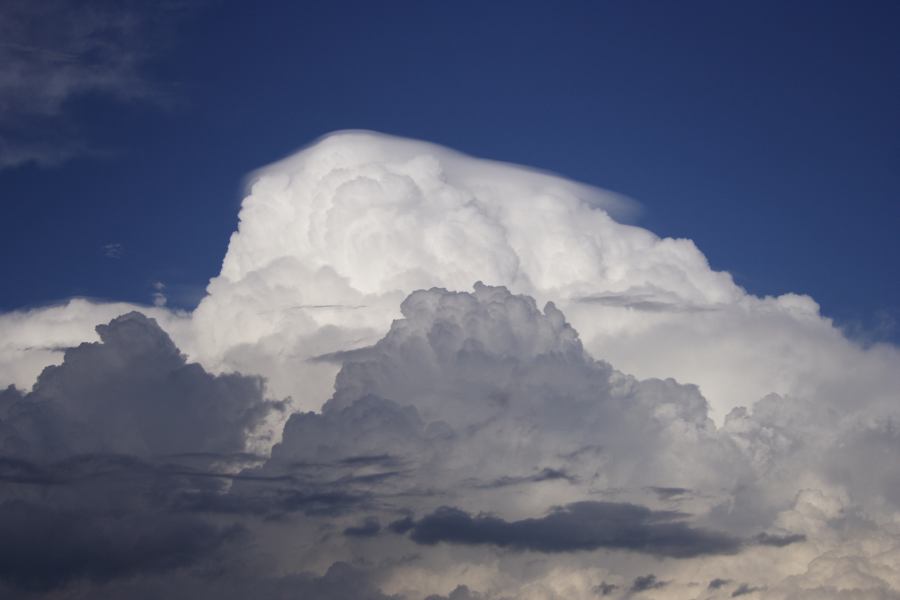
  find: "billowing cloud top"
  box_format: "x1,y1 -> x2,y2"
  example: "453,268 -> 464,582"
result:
2,132 -> 900,598
189,131 -> 900,421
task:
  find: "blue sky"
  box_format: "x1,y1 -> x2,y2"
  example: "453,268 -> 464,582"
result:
1,0 -> 898,340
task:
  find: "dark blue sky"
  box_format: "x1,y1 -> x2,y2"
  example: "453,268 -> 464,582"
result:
2,1 -> 898,340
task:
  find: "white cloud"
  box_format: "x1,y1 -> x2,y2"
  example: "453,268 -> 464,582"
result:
13,131 -> 896,422
0,298 -> 190,394
2,131 -> 900,597
236,284 -> 900,599
152,281 -> 167,307
102,243 -> 123,259
183,131 -> 900,423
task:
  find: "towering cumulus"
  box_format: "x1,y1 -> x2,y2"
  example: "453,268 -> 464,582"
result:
191,131 -> 898,421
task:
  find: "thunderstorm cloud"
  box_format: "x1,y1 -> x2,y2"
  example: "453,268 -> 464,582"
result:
1,132 -> 900,599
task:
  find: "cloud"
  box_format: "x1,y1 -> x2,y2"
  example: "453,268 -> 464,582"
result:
0,0 -> 188,168
424,585 -> 487,600
0,501 -> 243,592
102,243 -> 123,258
731,583 -> 762,597
243,284 -> 900,598
648,487 -> 691,501
406,502 -> 740,558
0,297 -> 190,396
2,132 -> 900,597
345,516 -> 383,538
26,562 -> 404,600
152,281 -> 167,307
169,130 -> 900,432
0,312 -> 286,593
709,578 -> 732,590
595,582 -> 619,596
471,468 -> 577,490
753,532 -> 806,547
7,131 -> 900,424
629,574 -> 667,593
0,285 -> 896,598
0,311 -> 285,459
257,283 -> 744,525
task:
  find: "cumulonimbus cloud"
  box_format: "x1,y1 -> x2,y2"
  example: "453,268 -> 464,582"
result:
5,131 -> 899,424
2,132 -> 900,598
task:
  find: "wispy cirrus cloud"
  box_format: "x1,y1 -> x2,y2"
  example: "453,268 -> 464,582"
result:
0,0 -> 191,169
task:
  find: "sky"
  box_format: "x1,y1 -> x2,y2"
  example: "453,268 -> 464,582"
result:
1,0 -> 898,340
2,2 -> 900,599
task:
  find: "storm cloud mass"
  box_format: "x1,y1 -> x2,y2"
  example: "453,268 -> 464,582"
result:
2,133 -> 900,598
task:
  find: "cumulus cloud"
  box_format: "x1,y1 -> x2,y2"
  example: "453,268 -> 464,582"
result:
7,131 -> 899,422
257,284 -> 744,524
0,312 -> 285,458
252,284 -> 900,598
197,285 -> 851,598
0,312 -> 285,595
1,132 -> 900,597
0,298 -> 190,395
170,130 -> 900,430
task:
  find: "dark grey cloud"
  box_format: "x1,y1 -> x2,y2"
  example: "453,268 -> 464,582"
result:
731,583 -> 762,597
648,486 -> 691,500
388,516 -> 416,534
344,516 -> 382,538
13,561 -> 404,600
407,501 -> 742,558
424,585 -> 486,600
0,312 -> 289,593
629,574 -> 666,593
470,467 -> 577,489
753,532 -> 806,547
0,452 -> 253,487
170,476 -> 372,519
709,577 -> 732,590
594,582 -> 618,596
0,499 -> 243,592
0,312 -> 285,460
